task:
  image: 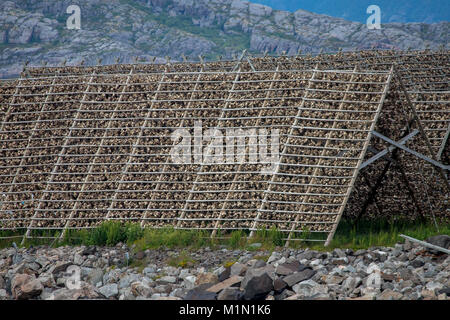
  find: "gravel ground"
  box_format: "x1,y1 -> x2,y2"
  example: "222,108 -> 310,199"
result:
0,235 -> 449,300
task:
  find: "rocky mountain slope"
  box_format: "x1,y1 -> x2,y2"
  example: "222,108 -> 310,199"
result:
1,0 -> 449,78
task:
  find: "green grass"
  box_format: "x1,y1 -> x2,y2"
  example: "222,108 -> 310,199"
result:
0,219 -> 448,252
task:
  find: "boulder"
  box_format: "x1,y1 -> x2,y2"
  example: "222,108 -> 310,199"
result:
273,278 -> 287,292
11,274 -> 43,300
241,269 -> 273,300
283,269 -> 316,287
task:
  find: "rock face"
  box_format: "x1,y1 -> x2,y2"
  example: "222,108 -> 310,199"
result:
0,0 -> 449,78
0,240 -> 449,300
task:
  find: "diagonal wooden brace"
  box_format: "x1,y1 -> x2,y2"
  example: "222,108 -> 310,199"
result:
360,129 -> 419,169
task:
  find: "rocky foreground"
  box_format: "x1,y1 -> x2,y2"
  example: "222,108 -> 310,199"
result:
0,236 -> 449,300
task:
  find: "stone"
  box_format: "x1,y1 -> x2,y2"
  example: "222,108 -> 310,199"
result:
0,275 -> 5,289
292,279 -> 328,297
332,248 -> 346,258
230,263 -> 247,276
421,289 -> 437,300
253,260 -> 266,269
87,268 -> 103,286
425,235 -> 450,253
218,267 -> 231,282
73,254 -> 84,265
273,278 -> 287,292
143,267 -> 156,276
217,287 -> 244,300
118,274 -> 140,289
195,273 -> 218,286
438,288 -> 450,296
283,269 -> 316,287
158,276 -> 177,285
324,275 -> 344,285
50,261 -> 71,275
331,257 -> 348,265
267,252 -> 280,264
342,276 -> 362,292
183,275 -> 197,290
275,261 -> 307,276
207,276 -> 242,293
425,282 -> 444,293
380,272 -> 396,282
131,281 -> 153,298
98,283 -> 118,298
45,288 -> 78,300
437,293 -> 447,300
184,283 -> 217,300
81,246 -> 97,256
11,274 -> 43,300
0,289 -> 8,299
241,269 -> 273,300
377,289 -> 403,300
38,273 -> 56,288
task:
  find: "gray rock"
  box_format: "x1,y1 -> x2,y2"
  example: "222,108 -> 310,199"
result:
275,261 -> 307,276
0,288 -> 8,299
184,283 -> 217,300
253,260 -> 266,269
283,269 -> 316,287
267,252 -> 280,264
131,281 -> 153,298
217,287 -> 243,300
241,268 -> 273,300
118,274 -> 140,289
332,248 -> 346,258
87,269 -> 103,286
273,277 -> 287,292
99,283 -> 119,298
218,267 -> 231,282
183,275 -> 197,290
411,258 -> 425,268
425,235 -> 450,253
292,279 -> 328,297
230,263 -> 247,276
426,282 -> 444,293
342,276 -> 362,292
